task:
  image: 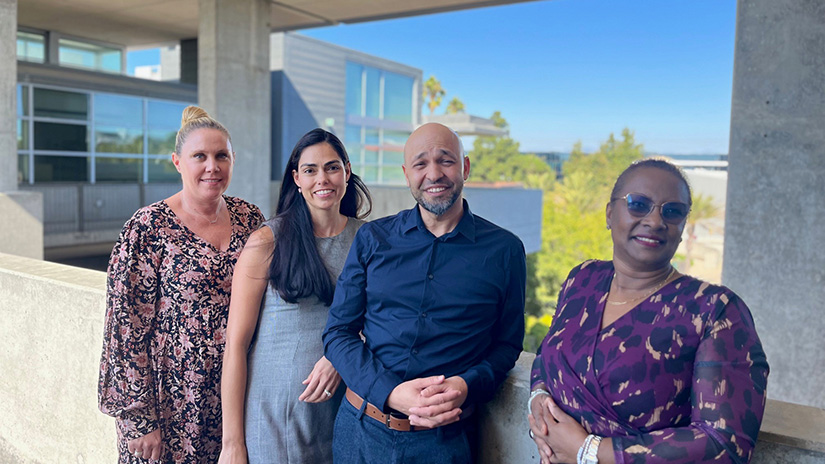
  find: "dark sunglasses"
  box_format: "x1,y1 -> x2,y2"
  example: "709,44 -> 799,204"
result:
611,193 -> 690,224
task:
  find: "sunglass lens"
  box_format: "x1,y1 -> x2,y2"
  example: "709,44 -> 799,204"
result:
662,203 -> 689,221
625,194 -> 653,216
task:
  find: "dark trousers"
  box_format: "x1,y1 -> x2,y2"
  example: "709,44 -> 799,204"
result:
332,396 -> 476,464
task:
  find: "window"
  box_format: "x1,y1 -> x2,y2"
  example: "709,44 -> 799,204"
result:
34,155 -> 89,182
147,159 -> 179,183
96,157 -> 142,183
344,62 -> 416,185
148,101 -> 188,155
17,31 -> 45,63
59,38 -> 122,73
384,73 -> 414,123
34,88 -> 88,120
34,122 -> 88,151
95,94 -> 144,154
16,83 -> 190,184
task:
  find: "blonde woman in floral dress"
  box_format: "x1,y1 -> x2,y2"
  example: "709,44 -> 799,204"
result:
98,106 -> 263,463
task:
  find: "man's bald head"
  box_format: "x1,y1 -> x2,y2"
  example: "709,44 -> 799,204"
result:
402,123 -> 470,218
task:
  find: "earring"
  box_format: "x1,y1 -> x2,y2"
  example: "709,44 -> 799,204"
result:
606,224 -> 611,230
297,187 -> 302,192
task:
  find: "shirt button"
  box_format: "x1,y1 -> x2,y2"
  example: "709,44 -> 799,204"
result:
428,274 -> 434,280
421,313 -> 428,318
412,349 -> 419,355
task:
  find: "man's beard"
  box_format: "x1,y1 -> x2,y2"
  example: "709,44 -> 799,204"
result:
413,183 -> 462,216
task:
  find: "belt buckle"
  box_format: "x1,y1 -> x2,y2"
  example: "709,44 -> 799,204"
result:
385,414 -> 392,428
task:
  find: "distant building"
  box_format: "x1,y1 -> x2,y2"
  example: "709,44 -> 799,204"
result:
531,152 -> 570,178
649,153 -> 728,171
133,64 -> 161,81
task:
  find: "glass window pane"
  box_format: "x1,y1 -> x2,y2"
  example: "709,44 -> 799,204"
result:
59,38 -> 122,73
345,62 -> 363,116
99,50 -> 122,73
383,130 -> 409,151
148,100 -> 188,129
381,166 -> 405,184
365,128 -> 379,146
148,128 -> 177,155
96,126 -> 144,154
383,72 -> 414,123
34,155 -> 89,182
344,124 -> 362,164
17,85 -> 28,116
365,68 -> 381,118
364,128 -> 379,164
17,31 -> 45,63
96,157 -> 143,183
34,122 -> 88,151
95,94 -> 143,127
34,88 -> 89,120
360,165 -> 378,183
383,150 -> 404,165
17,120 -> 28,150
147,158 -> 180,183
18,154 -> 29,184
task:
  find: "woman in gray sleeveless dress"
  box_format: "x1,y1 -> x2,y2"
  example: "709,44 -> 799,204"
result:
219,129 -> 372,464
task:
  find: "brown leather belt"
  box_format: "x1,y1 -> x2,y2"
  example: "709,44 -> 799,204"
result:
345,388 -> 432,432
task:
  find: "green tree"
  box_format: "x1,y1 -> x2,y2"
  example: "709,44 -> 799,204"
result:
423,75 -> 446,114
445,97 -> 465,114
468,112 -> 554,191
532,130 -> 644,317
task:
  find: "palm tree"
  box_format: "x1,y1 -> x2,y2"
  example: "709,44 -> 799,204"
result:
682,193 -> 721,273
423,75 -> 445,114
446,97 -> 465,114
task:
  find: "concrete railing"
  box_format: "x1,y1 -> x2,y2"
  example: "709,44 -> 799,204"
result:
1,253 -> 823,463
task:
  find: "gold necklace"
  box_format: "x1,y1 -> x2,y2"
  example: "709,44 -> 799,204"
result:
607,267 -> 676,306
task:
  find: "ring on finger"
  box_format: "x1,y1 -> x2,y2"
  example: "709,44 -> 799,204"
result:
323,389 -> 332,397
134,450 -> 143,456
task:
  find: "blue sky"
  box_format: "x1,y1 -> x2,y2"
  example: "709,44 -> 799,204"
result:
128,0 -> 737,154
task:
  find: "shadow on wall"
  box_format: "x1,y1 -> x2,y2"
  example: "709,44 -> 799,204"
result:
271,72 -> 325,185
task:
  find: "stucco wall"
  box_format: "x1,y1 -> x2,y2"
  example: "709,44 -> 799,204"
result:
0,253 -> 115,463
0,191 -> 43,260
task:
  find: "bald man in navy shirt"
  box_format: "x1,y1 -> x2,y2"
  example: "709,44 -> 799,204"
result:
323,123 -> 526,463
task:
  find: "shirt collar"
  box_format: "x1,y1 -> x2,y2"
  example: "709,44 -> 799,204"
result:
401,199 -> 476,242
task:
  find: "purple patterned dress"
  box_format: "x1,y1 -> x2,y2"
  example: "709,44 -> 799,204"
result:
98,196 -> 263,463
531,260 -> 769,464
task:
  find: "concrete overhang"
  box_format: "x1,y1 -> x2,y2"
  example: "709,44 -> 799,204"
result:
423,113 -> 509,137
19,0 -> 543,48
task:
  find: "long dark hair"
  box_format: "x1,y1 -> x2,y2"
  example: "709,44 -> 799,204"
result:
269,128 -> 372,305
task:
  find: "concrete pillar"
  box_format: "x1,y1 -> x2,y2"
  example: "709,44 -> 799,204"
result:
0,0 -> 43,260
724,0 -> 825,408
198,0 -> 271,216
1,0 -> 16,193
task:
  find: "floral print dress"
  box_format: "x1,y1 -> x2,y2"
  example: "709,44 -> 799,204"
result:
99,195 -> 263,463
531,260 -> 769,464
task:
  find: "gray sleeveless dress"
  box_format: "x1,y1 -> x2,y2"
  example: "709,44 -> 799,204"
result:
244,217 -> 364,463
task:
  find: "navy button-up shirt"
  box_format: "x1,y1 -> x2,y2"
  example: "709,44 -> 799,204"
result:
323,201 -> 526,411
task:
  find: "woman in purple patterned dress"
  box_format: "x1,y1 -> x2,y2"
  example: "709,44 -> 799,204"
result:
98,106 -> 263,463
529,159 -> 769,464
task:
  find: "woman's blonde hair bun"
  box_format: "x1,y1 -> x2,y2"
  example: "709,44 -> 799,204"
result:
174,105 -> 232,155
180,105 -> 211,126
